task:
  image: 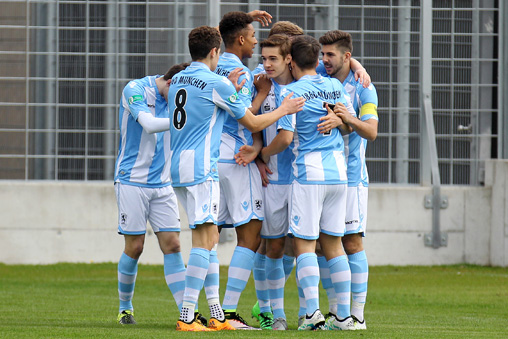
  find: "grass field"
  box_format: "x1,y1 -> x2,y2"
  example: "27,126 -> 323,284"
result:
1,263 -> 507,338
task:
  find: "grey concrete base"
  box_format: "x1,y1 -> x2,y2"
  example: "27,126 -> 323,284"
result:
1,160 -> 507,266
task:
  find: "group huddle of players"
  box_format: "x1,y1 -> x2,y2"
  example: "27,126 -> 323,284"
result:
114,9 -> 378,332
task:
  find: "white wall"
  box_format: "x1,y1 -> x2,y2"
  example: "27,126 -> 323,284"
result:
1,160 -> 507,266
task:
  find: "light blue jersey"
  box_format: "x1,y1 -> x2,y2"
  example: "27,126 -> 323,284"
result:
317,61 -> 379,186
279,74 -> 348,185
168,62 -> 247,187
215,52 -> 254,163
114,75 -> 171,188
261,79 -> 294,185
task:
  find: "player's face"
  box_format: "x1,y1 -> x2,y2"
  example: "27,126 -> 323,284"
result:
321,44 -> 346,78
241,24 -> 257,59
261,47 -> 289,79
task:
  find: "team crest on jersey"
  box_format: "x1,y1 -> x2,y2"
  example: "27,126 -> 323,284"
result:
254,199 -> 262,211
121,213 -> 127,225
228,93 -> 238,103
240,87 -> 251,96
128,95 -> 143,105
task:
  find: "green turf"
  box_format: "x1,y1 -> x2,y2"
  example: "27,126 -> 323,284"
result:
0,263 -> 507,338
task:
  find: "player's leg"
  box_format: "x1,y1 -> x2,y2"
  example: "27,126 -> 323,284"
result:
342,184 -> 369,330
316,249 -> 338,317
115,183 -> 150,325
219,162 -> 263,329
252,239 -> 270,325
319,184 -> 355,331
266,237 -> 287,330
290,182 -> 325,330
150,186 -> 186,310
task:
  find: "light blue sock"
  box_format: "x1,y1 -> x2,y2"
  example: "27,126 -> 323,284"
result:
118,252 -> 138,312
266,257 -> 286,319
317,255 -> 337,314
253,252 -> 270,313
296,274 -> 306,317
348,250 -> 368,322
164,252 -> 186,311
222,246 -> 255,311
180,248 -> 210,322
204,250 -> 220,301
296,252 -> 320,316
328,255 -> 351,319
282,254 -> 295,281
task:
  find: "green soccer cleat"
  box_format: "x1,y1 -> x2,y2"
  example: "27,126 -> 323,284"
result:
251,301 -> 262,322
117,310 -> 136,325
258,312 -> 274,330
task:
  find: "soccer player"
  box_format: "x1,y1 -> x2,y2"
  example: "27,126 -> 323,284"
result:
259,35 -> 356,331
214,11 -> 270,329
318,29 -> 379,330
168,25 -> 304,331
114,62 -> 189,325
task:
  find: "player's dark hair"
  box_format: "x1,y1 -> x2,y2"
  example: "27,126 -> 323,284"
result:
319,30 -> 353,54
219,11 -> 254,47
290,35 -> 321,70
260,34 -> 291,58
163,62 -> 190,81
188,26 -> 222,61
269,21 -> 304,37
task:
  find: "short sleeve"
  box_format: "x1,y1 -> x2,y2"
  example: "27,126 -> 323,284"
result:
122,81 -> 150,120
359,83 -> 379,121
212,76 -> 248,120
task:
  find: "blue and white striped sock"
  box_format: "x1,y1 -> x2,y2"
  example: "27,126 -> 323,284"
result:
180,247 -> 210,323
118,252 -> 138,312
164,252 -> 186,310
253,252 -> 270,313
328,255 -> 351,319
204,249 -> 224,320
295,274 -> 307,317
348,250 -> 368,322
317,255 -> 337,315
282,254 -> 295,281
266,257 -> 286,319
296,252 -> 320,316
222,246 -> 255,311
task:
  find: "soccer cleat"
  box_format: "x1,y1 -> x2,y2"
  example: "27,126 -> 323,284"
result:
352,315 -> 367,330
258,312 -> 274,330
298,315 -> 305,327
323,314 -> 356,331
117,310 -> 136,325
176,320 -> 212,331
194,312 -> 208,327
298,309 -> 325,331
272,317 -> 288,330
251,301 -> 262,322
224,311 -> 260,330
208,318 -> 236,331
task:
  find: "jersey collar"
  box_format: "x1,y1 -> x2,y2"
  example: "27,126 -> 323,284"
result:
220,52 -> 242,64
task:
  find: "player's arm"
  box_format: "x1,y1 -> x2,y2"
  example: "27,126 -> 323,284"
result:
317,103 -> 350,134
248,10 -> 273,26
249,74 -> 272,115
137,112 -> 170,134
350,57 -> 371,88
259,129 -> 293,164
337,102 -> 378,141
238,92 -> 305,133
234,132 -> 263,166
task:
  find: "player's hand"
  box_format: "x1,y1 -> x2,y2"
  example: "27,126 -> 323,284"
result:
334,102 -> 355,124
254,73 -> 271,95
248,10 -> 273,27
234,145 -> 259,167
354,68 -> 371,88
280,92 -> 305,115
255,157 -> 272,186
228,67 -> 247,93
318,104 -> 343,134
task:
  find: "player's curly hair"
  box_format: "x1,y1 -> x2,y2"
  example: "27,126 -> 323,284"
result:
163,62 -> 190,81
260,34 -> 291,58
188,26 -> 222,61
219,11 -> 254,47
269,21 -> 304,37
319,30 -> 353,54
290,35 -> 321,70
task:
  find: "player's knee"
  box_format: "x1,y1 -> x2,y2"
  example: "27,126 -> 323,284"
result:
342,235 -> 363,254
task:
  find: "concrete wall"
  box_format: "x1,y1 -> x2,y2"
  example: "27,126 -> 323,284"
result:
1,160 -> 507,266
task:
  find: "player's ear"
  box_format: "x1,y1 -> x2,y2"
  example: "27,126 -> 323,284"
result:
238,35 -> 245,45
285,54 -> 292,65
166,79 -> 172,86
